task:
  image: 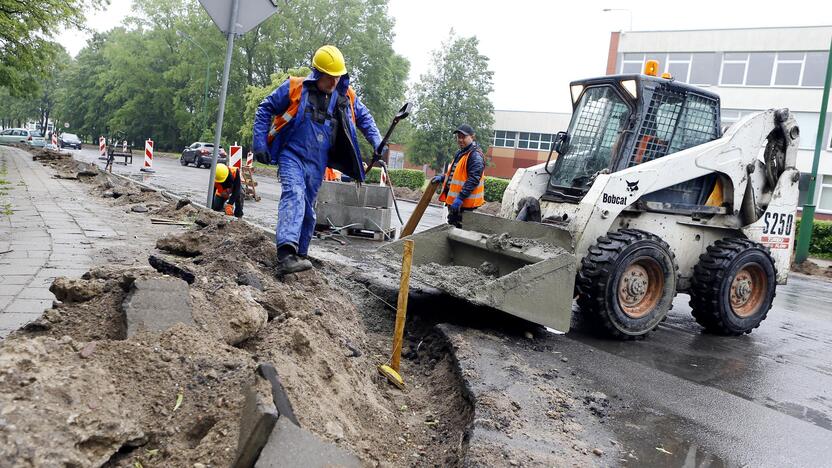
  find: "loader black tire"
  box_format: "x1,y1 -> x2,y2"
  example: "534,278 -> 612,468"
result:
577,229 -> 677,340
689,238 -> 776,335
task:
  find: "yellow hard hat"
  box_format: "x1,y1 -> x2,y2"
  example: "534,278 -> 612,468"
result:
312,45 -> 347,76
215,163 -> 229,183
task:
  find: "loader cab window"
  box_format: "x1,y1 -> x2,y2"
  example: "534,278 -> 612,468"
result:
629,88 -> 719,167
549,86 -> 631,191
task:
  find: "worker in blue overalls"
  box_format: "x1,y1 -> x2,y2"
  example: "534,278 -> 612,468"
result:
252,45 -> 384,277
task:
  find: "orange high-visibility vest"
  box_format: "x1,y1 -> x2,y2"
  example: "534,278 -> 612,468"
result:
267,77 -> 357,145
438,148 -> 485,209
214,167 -> 238,198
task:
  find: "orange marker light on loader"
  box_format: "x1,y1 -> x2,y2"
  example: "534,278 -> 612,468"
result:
644,60 -> 659,76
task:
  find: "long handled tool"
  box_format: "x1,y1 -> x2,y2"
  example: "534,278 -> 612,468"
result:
367,102 -> 412,173
364,103 -> 413,227
400,179 -> 440,238
378,239 -> 414,389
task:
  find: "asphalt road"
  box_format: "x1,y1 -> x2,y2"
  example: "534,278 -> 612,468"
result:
69,145 -> 832,467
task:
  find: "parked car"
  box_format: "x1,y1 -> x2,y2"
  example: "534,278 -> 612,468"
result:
180,142 -> 227,168
0,128 -> 41,146
59,133 -> 82,149
28,132 -> 47,148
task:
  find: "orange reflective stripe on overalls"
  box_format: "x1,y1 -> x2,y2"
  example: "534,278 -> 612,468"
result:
214,167 -> 237,197
438,150 -> 485,209
267,77 -> 304,145
267,79 -> 357,145
345,88 -> 357,124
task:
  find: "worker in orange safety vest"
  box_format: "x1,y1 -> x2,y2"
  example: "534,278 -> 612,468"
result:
433,124 -> 485,227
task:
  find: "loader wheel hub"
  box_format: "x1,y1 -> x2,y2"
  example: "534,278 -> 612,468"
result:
618,260 -> 664,318
730,266 -> 766,317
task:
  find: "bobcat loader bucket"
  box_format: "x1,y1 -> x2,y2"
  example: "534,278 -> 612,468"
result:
379,212 -> 576,332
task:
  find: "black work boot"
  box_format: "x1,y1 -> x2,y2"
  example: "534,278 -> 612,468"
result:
275,245 -> 313,277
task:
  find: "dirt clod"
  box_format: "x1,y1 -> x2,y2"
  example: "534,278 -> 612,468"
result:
791,259 -> 832,280
49,277 -> 105,303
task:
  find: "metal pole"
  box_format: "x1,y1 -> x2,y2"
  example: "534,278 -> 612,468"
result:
202,65 -> 210,133
794,37 -> 832,264
206,0 -> 240,208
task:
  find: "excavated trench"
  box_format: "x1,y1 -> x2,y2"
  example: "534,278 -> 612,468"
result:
0,150 -> 476,467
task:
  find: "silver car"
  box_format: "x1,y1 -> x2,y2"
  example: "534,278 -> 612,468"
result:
0,128 -> 38,145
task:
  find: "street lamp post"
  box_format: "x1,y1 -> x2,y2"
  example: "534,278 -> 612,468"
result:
602,8 -> 633,31
176,30 -> 211,137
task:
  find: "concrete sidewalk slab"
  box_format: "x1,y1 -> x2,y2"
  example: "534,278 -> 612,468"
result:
255,418 -> 361,468
0,146 -> 180,338
122,277 -> 193,337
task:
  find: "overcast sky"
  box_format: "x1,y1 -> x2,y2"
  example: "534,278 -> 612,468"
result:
56,0 -> 832,113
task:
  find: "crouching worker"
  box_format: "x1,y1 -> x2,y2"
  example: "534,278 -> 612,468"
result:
251,45 -> 384,277
212,163 -> 244,218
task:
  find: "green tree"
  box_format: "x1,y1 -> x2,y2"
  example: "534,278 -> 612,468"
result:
0,0 -> 106,96
408,32 -> 495,170
48,0 -> 408,152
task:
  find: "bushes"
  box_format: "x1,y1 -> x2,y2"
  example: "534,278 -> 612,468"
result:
484,176 -> 509,203
364,168 -> 425,190
796,219 -> 832,259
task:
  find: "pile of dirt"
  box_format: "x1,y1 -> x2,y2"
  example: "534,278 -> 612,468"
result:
478,201 -> 502,216
3,162 -> 475,466
29,148 -> 100,181
393,186 -> 424,202
791,259 -> 832,280
1,325 -> 255,467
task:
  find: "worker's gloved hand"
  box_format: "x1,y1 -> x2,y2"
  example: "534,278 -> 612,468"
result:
254,150 -> 270,165
224,204 -> 234,216
448,198 -> 463,214
431,174 -> 444,184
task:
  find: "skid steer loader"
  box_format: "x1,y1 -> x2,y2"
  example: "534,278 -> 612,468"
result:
382,62 -> 801,339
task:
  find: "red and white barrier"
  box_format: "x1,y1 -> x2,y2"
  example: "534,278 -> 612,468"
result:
141,138 -> 155,173
230,142 -> 242,169
51,133 -> 58,147
99,137 -> 106,159
246,151 -> 254,167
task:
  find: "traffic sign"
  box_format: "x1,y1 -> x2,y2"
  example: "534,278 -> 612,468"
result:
198,0 -> 279,35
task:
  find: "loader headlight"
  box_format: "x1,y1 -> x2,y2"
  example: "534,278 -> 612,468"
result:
570,85 -> 584,104
620,79 -> 638,98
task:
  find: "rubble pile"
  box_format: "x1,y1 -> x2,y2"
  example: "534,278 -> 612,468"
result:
1,158 -> 474,466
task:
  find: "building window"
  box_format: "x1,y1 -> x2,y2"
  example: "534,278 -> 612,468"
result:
689,53 -> 719,85
746,53 -> 775,86
388,149 -> 405,169
666,53 -> 691,82
792,112 -> 819,150
803,52 -> 829,87
819,175 -> 832,212
493,130 -> 516,148
621,53 -> 645,74
773,52 -> 804,86
720,53 -> 748,85
518,132 -> 554,151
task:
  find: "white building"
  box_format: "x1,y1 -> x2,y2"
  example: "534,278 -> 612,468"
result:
607,25 -> 832,216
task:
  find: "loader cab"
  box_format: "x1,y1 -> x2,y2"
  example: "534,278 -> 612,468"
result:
546,71 -> 722,210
